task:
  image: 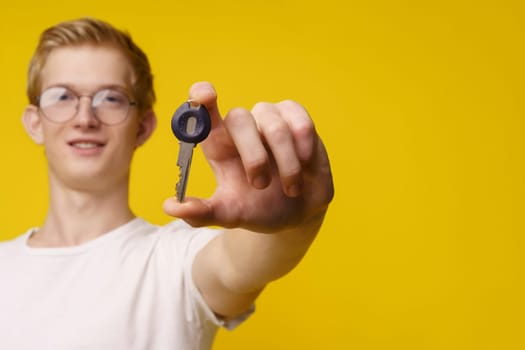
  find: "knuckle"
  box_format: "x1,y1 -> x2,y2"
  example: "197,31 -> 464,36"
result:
282,163 -> 302,179
245,153 -> 268,173
228,107 -> 250,118
277,99 -> 306,115
264,119 -> 289,140
225,108 -> 255,131
251,101 -> 273,114
224,108 -> 249,127
292,118 -> 315,138
278,99 -> 300,109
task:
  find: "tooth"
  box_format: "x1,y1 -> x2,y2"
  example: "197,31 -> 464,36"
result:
74,142 -> 98,149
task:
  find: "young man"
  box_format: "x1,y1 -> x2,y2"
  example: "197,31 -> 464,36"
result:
0,18 -> 334,349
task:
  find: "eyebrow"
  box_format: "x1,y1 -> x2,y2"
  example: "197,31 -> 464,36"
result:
42,83 -> 129,92
42,84 -> 133,96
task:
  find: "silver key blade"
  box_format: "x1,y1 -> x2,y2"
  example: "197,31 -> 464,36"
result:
176,141 -> 195,202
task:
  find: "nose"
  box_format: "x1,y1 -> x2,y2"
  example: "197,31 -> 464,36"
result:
73,96 -> 101,128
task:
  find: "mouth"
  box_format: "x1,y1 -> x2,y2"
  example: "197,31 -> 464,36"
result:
68,140 -> 106,153
69,141 -> 104,149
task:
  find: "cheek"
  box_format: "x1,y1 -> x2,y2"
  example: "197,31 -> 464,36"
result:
112,125 -> 140,156
41,126 -> 64,155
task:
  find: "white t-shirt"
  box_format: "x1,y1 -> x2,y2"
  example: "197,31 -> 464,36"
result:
0,218 -> 252,350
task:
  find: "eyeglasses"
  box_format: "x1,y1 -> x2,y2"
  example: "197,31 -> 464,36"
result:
38,86 -> 137,125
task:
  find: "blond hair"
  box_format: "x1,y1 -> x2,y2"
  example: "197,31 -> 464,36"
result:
27,18 -> 155,114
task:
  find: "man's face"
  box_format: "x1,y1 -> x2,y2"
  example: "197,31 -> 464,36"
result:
29,45 -> 148,192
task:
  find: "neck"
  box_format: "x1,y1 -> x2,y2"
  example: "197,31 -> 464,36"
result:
29,176 -> 135,248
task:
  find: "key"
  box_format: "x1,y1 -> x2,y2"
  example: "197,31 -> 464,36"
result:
171,101 -> 212,202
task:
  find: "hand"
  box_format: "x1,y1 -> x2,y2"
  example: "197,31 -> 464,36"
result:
163,82 -> 334,233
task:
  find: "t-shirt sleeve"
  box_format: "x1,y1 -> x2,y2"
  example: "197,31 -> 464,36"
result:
164,220 -> 255,331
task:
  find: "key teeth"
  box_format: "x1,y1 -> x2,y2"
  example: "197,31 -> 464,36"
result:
175,142 -> 193,203
175,186 -> 183,202
175,166 -> 185,202
175,180 -> 182,199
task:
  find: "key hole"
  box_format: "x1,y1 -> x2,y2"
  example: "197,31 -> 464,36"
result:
186,116 -> 197,135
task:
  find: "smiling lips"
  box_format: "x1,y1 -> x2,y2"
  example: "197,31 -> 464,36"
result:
68,140 -> 106,154
71,142 -> 102,149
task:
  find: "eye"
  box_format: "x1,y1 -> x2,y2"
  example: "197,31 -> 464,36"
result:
58,92 -> 73,101
94,89 -> 129,108
40,87 -> 76,107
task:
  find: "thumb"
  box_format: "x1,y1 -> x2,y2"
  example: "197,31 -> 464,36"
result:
163,196 -> 216,227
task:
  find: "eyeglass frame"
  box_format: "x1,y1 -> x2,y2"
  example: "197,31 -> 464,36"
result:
36,85 -> 138,126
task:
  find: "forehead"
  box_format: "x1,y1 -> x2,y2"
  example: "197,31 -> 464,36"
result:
40,45 -> 134,92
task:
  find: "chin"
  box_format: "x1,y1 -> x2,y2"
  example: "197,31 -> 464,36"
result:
51,166 -> 129,192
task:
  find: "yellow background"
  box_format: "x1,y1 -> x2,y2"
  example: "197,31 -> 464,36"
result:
1,1 -> 523,349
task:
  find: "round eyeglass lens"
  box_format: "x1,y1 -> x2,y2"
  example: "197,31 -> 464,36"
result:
92,89 -> 132,124
39,87 -> 77,123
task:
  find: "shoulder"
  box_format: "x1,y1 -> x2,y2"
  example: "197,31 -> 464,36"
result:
155,220 -> 222,257
122,218 -> 222,261
158,220 -> 221,241
128,218 -> 221,243
0,229 -> 33,257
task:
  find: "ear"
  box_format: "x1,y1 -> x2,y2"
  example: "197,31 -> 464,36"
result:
136,110 -> 157,147
22,105 -> 45,145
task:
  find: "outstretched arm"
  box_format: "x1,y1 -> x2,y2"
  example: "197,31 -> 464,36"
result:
163,82 -> 334,318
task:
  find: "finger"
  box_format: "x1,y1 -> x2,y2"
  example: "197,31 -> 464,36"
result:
163,196 -> 215,227
188,81 -> 222,129
223,107 -> 271,189
275,100 -> 317,164
252,102 -> 303,197
187,81 -> 237,161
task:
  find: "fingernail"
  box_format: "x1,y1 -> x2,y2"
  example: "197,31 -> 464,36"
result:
252,174 -> 270,189
287,183 -> 302,197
